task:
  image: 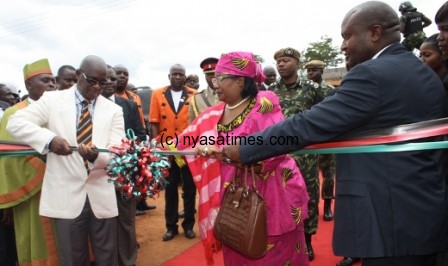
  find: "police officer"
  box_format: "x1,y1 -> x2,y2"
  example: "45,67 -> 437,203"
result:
304,59 -> 336,223
399,1 -> 432,51
189,57 -> 219,122
271,47 -> 324,261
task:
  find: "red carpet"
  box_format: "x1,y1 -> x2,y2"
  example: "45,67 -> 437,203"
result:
164,175 -> 362,266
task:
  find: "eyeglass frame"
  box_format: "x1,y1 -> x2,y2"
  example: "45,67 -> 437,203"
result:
80,72 -> 110,88
211,75 -> 236,87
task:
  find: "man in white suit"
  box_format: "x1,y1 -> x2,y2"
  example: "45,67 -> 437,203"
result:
7,55 -> 125,266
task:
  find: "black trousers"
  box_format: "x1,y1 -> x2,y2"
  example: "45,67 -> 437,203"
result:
0,210 -> 17,266
164,163 -> 196,232
362,254 -> 437,266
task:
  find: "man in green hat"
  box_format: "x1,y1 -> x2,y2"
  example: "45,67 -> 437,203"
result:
0,58 -> 58,265
304,59 -> 337,222
270,47 -> 325,261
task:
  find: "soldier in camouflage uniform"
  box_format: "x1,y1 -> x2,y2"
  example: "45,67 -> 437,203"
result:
270,47 -> 324,261
398,1 -> 432,51
304,60 -> 336,223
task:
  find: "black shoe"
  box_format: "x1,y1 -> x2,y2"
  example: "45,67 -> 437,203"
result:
305,233 -> 314,261
323,199 -> 334,221
179,210 -> 185,218
138,201 -> 156,211
336,257 -> 361,266
162,230 -> 178,241
135,210 -> 146,216
185,229 -> 196,239
307,248 -> 315,261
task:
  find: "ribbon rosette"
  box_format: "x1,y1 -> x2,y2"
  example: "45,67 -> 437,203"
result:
106,131 -> 171,201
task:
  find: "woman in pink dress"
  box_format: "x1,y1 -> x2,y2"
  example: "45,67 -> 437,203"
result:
177,51 -> 309,265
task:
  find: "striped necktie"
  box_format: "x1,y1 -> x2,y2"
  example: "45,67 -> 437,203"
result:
77,100 -> 92,170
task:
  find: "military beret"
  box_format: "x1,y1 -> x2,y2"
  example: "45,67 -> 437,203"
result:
274,47 -> 301,61
304,60 -> 325,69
23,58 -> 52,81
200,57 -> 219,74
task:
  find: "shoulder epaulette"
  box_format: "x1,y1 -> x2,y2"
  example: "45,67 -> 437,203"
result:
304,80 -> 320,89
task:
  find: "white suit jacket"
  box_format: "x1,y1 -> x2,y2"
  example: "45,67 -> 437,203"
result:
7,87 -> 125,219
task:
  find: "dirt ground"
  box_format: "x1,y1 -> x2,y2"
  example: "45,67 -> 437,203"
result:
135,189 -> 200,266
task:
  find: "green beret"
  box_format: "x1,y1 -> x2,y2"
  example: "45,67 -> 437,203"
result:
304,60 -> 325,69
274,47 -> 301,61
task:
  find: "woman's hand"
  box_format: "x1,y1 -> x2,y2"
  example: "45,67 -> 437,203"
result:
195,145 -> 222,159
196,145 -> 251,169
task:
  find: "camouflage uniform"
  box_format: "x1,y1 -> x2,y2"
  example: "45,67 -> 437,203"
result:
271,78 -> 324,235
400,11 -> 427,51
402,31 -> 426,51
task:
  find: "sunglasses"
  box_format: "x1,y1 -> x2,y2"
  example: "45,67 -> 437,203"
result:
81,72 -> 110,88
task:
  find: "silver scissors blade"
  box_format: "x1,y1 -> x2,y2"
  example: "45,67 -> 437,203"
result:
150,149 -> 196,156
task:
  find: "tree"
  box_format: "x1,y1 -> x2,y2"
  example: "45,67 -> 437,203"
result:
302,35 -> 343,67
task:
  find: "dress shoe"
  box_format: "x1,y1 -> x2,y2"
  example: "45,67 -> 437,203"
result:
179,209 -> 197,218
137,201 -> 156,211
135,210 -> 146,216
323,199 -> 334,221
184,229 -> 196,239
336,257 -> 361,266
179,210 -> 186,218
162,230 -> 178,241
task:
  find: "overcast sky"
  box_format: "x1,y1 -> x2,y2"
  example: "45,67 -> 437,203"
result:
0,0 -> 443,95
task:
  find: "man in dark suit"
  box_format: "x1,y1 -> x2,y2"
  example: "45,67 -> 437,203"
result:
103,65 -> 146,266
217,1 -> 448,266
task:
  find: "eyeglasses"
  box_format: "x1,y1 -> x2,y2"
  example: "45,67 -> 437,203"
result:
211,75 -> 235,87
81,72 -> 110,88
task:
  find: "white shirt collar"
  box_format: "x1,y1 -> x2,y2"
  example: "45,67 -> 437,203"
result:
372,44 -> 393,59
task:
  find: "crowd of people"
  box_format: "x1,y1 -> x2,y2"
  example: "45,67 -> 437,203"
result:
1,1 -> 448,266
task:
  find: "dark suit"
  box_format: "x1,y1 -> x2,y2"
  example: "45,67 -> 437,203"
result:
115,97 -> 146,141
240,44 -> 448,259
113,96 -> 146,266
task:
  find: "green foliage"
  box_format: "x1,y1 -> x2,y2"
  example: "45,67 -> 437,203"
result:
302,36 -> 343,67
254,54 -> 265,63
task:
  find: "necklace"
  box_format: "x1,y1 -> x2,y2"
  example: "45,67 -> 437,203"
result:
226,97 -> 249,110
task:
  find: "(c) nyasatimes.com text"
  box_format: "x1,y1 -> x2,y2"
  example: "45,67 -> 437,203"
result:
159,132 -> 300,148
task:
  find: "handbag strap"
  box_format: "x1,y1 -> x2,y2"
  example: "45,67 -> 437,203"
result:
233,166 -> 260,194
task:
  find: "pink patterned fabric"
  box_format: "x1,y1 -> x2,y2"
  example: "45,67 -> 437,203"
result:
178,91 -> 309,265
215,51 -> 266,84
177,104 -> 225,265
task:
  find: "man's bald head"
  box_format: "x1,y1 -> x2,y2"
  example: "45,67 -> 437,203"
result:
79,55 -> 107,74
341,1 -> 400,70
344,1 -> 400,43
77,55 -> 108,100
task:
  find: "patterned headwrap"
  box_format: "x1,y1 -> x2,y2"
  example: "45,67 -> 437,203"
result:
215,51 -> 266,84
